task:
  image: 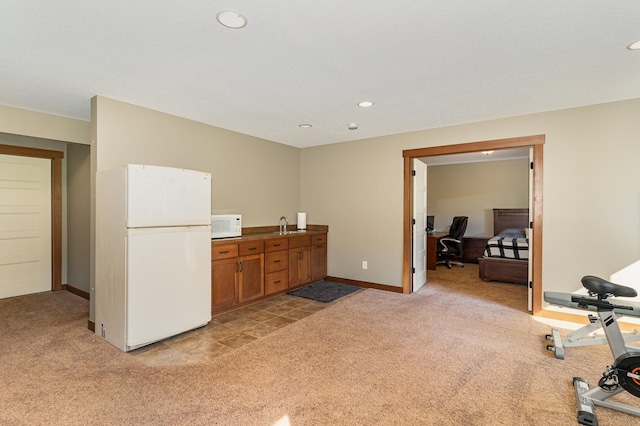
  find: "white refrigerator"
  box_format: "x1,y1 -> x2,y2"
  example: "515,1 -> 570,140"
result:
95,164 -> 212,352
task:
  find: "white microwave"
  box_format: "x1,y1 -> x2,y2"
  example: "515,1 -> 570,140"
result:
211,214 -> 242,239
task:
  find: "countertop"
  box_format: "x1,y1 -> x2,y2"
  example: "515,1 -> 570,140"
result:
211,225 -> 328,246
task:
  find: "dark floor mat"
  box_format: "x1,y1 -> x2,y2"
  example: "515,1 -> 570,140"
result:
287,281 -> 361,303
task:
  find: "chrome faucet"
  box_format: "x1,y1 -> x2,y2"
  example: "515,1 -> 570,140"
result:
279,216 -> 289,234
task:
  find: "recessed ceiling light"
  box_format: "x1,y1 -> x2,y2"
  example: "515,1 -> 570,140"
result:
216,10 -> 247,29
358,101 -> 375,108
298,123 -> 312,128
348,123 -> 358,130
628,38 -> 640,50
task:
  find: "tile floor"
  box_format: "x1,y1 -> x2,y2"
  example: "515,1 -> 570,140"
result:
130,292 -> 352,367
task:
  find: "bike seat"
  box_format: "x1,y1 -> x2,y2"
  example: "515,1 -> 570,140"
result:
581,275 -> 637,298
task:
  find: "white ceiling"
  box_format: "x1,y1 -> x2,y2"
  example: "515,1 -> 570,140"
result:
2,1 -> 640,148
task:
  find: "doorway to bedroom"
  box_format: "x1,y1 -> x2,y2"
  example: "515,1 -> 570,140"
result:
402,135 -> 544,315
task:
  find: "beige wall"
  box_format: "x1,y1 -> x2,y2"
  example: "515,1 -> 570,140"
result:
300,138 -> 404,287
92,96 -> 301,225
2,96 -> 640,313
426,158 -> 529,236
301,98 -> 640,296
0,104 -> 89,144
90,96 -> 303,320
67,143 -> 91,292
0,106 -> 92,294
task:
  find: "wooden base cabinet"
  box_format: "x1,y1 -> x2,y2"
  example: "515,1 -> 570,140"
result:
238,253 -> 264,303
289,246 -> 310,287
211,256 -> 238,311
211,241 -> 264,312
288,235 -> 311,288
211,231 -> 328,314
310,234 -> 327,282
264,238 -> 289,295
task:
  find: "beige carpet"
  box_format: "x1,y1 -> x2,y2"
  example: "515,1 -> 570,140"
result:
2,266 -> 639,425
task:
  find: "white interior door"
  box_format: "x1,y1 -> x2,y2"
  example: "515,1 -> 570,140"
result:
527,148 -> 534,311
412,159 -> 427,292
0,154 -> 52,299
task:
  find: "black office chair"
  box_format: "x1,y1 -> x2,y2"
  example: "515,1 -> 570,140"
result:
436,216 -> 468,269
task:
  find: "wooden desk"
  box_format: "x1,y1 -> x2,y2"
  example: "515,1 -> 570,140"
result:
427,232 -> 449,270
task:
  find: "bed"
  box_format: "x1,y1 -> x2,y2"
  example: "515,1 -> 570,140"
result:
478,208 -> 529,284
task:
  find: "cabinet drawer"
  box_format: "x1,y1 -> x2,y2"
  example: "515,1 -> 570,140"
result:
239,240 -> 265,256
211,243 -> 239,260
288,235 -> 311,249
265,269 -> 289,294
265,250 -> 289,273
265,238 -> 289,252
311,234 -> 327,244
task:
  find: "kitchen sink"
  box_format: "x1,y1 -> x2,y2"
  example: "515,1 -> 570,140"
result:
273,230 -> 306,235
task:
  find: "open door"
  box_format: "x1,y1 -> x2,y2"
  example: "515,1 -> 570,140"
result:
412,159 -> 427,292
527,148 -> 534,311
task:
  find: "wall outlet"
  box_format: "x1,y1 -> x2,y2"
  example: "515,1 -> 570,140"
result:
362,261 -> 368,270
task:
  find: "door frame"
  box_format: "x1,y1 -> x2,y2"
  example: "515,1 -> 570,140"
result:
0,143 -> 63,291
402,135 -> 544,315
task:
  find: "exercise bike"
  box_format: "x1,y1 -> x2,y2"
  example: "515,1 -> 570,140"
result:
571,275 -> 640,425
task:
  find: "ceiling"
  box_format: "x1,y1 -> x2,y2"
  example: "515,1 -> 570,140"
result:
2,1 -> 640,149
